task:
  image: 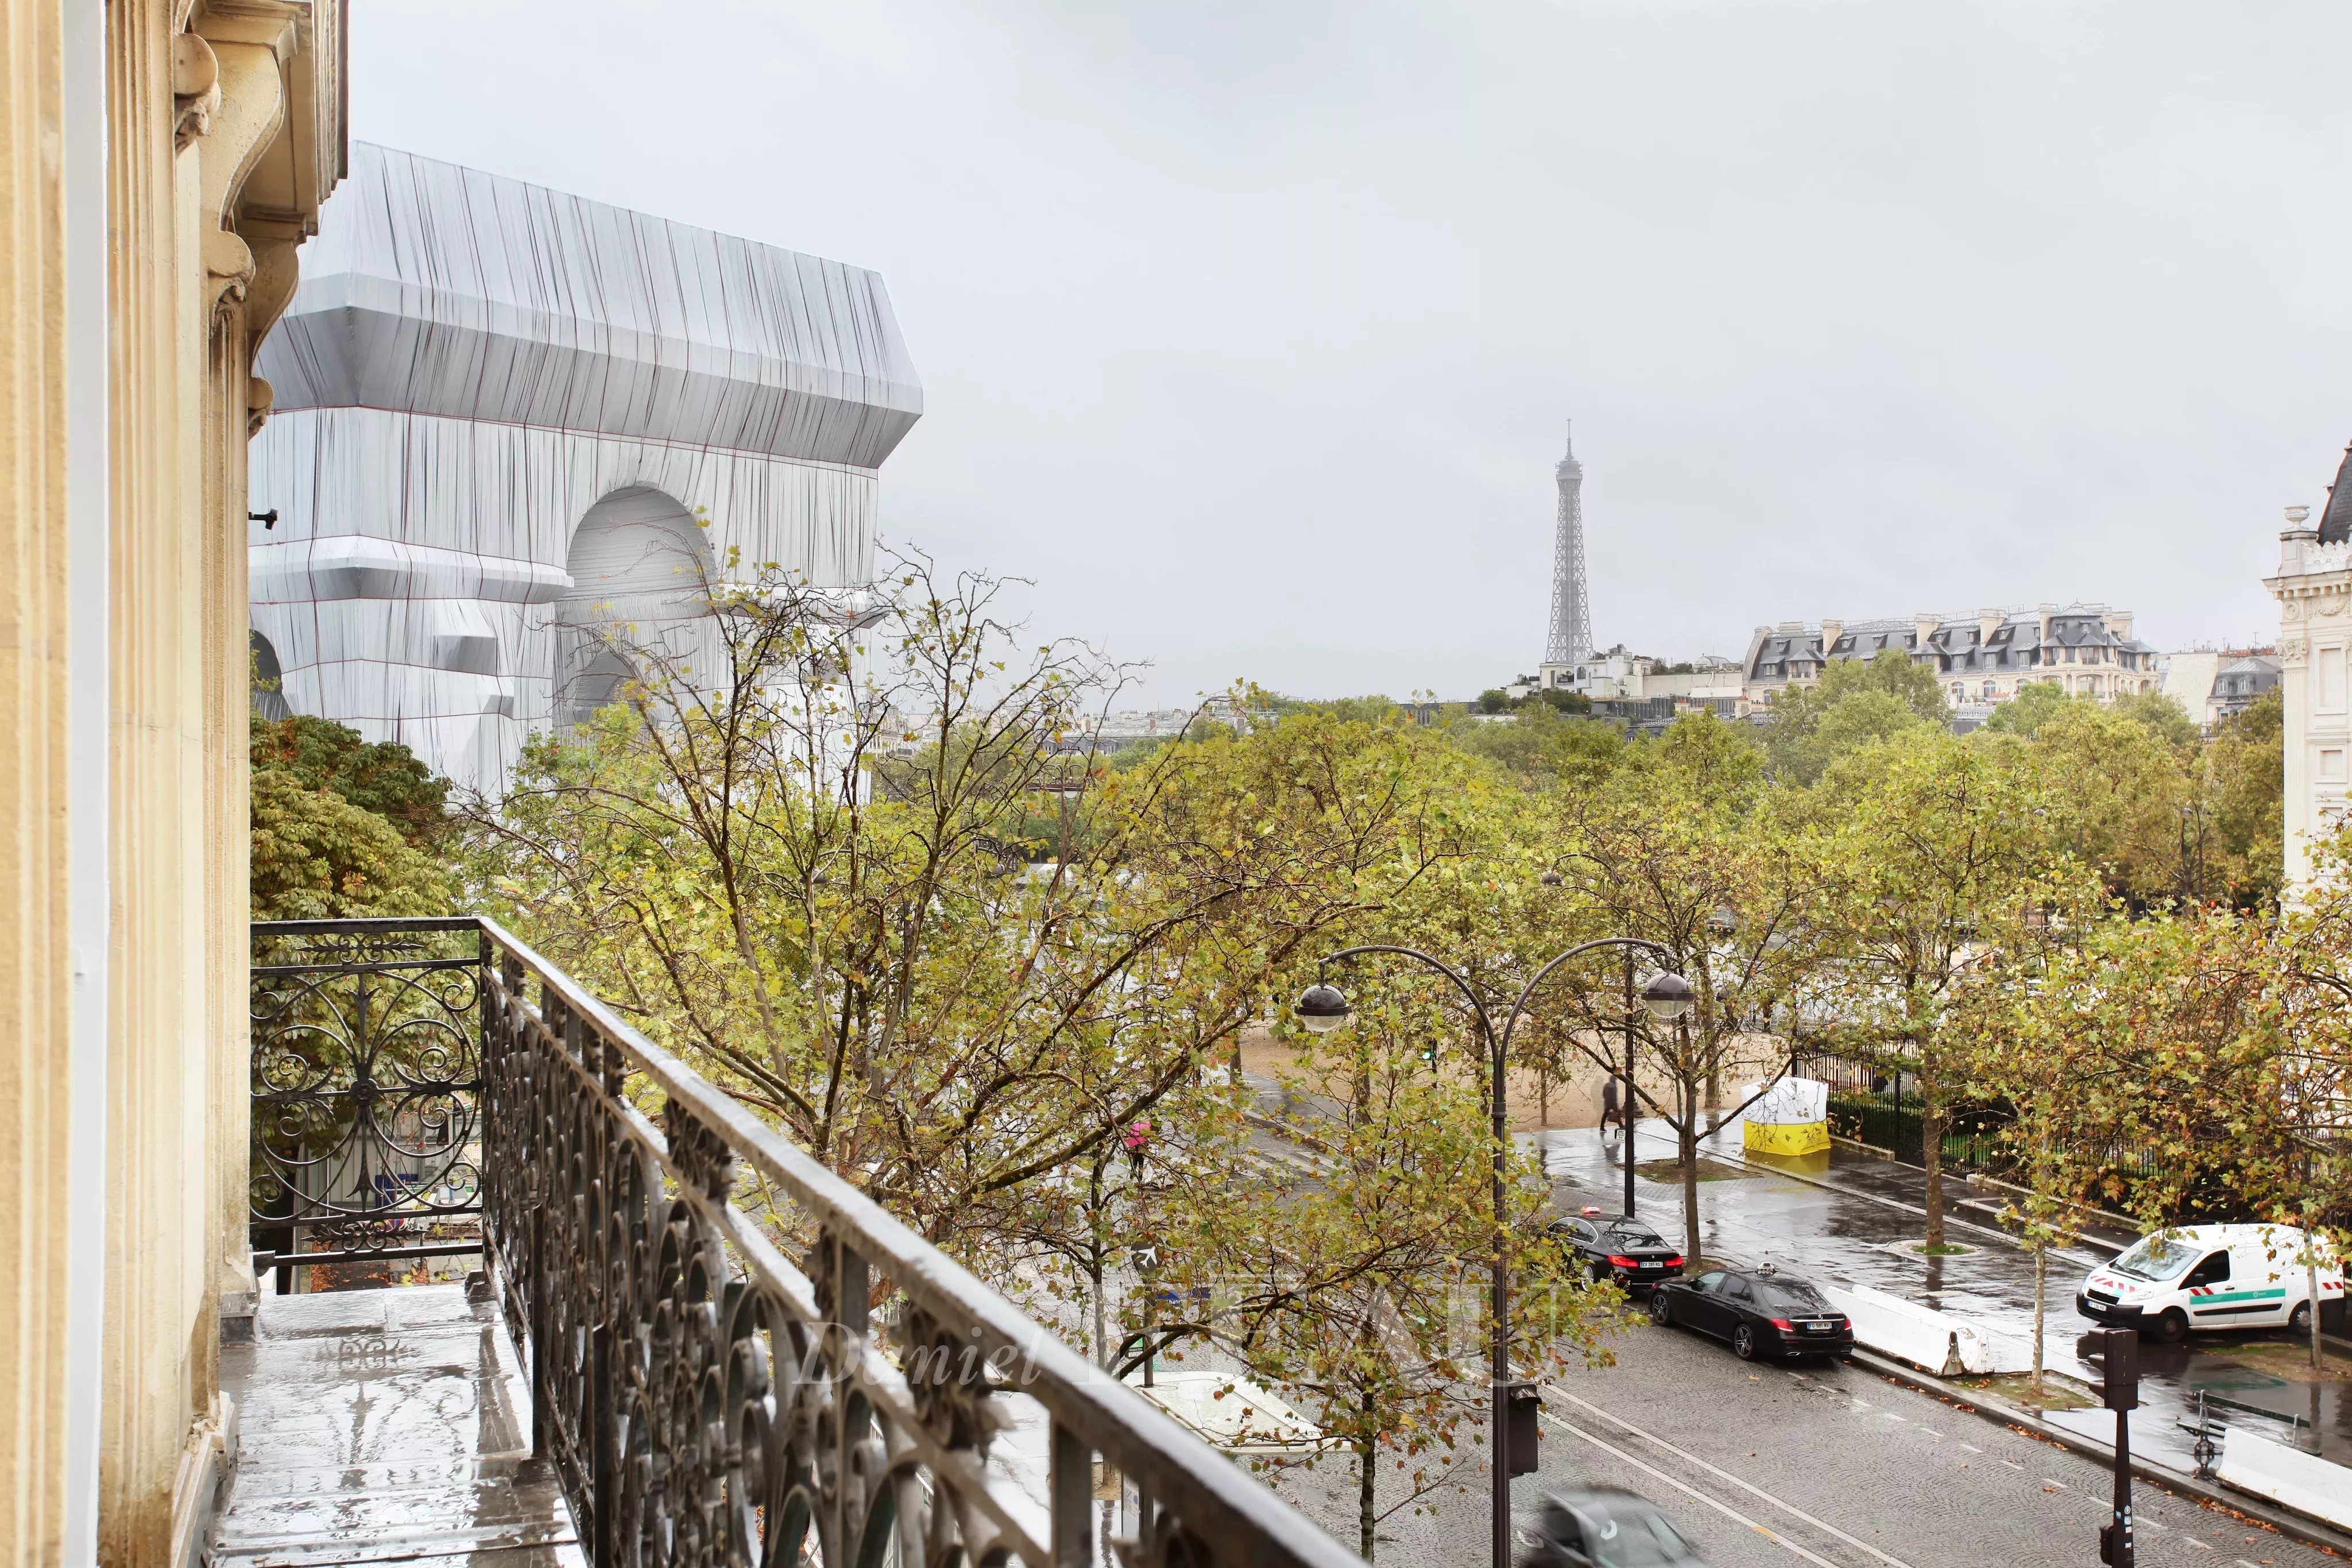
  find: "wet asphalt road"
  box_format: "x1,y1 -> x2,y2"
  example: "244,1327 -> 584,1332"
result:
1263,1317 -> 2343,1568
1541,1120 -> 2350,1473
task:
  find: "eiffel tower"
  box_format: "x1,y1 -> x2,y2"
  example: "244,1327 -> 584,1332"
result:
1545,424 -> 1593,666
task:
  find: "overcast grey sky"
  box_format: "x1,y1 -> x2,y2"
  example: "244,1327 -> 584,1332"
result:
353,2 -> 2352,704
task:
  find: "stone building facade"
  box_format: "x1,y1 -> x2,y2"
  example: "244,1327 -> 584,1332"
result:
1742,604 -> 2161,712
2266,470 -> 2352,892
1,2 -> 345,1562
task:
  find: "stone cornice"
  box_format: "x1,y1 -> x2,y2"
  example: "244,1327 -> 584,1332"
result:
2265,571 -> 2352,601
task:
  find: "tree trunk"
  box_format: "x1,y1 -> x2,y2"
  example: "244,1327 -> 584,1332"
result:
1358,1420 -> 1377,1558
1921,1099 -> 1947,1250
1680,1118 -> 1703,1266
2311,1249 -> 2324,1376
2030,1242 -> 2046,1399
1092,1260 -> 1108,1371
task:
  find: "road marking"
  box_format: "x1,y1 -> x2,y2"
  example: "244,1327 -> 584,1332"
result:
1538,1411 -> 1850,1568
2044,1479 -> 2068,1489
1959,1443 -> 1982,1454
1544,1387 -> 1916,1568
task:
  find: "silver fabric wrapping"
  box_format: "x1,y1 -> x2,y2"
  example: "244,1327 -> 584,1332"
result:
250,143 -> 922,794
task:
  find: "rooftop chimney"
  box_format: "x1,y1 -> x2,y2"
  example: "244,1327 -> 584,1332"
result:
1819,618 -> 1844,659
1977,608 -> 2002,645
1913,612 -> 1940,653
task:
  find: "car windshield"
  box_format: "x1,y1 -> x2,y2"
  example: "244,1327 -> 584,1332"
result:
1587,1505 -> 1693,1566
1755,1281 -> 1831,1313
2113,1235 -> 2199,1282
1608,1225 -> 1667,1248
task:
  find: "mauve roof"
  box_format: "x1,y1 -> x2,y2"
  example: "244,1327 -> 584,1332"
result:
2323,443 -> 2352,545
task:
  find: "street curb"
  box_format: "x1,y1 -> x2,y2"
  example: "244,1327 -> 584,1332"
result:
1845,1348 -> 2352,1559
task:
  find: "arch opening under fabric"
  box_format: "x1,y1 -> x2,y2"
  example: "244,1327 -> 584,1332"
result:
251,630 -> 294,722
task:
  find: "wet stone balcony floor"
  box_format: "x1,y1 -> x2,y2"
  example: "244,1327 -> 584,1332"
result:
210,1283 -> 585,1567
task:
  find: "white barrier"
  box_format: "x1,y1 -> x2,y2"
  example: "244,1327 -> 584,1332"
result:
1817,1283 -> 2022,1376
1131,1370 -> 1325,1454
2217,1426 -> 2352,1531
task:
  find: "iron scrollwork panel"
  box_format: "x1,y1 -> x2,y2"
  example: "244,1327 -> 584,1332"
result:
250,925 -> 485,1260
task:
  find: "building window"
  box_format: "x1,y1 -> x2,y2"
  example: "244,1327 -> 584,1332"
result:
2323,647 -> 2347,713
1981,680 -> 1996,699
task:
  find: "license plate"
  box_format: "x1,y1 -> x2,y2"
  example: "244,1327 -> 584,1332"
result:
1801,1321 -> 1833,1333
1638,1263 -> 1660,1270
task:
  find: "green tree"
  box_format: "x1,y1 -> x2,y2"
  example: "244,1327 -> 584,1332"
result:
1550,714 -> 1828,1262
2200,692 -> 2284,908
1814,729 -> 2066,1250
472,563 -> 1477,1261
2111,689 -> 2202,749
1951,887 -> 2141,1397
250,714 -> 453,918
1979,681 -> 2077,737
1763,649 -> 1944,783
1442,703 -> 1624,791
1160,988 -> 1607,1560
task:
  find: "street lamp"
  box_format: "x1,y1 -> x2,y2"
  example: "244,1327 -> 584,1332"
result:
1639,971 -> 1694,1022
1295,982 -> 1351,1034
1293,936 -> 1684,1568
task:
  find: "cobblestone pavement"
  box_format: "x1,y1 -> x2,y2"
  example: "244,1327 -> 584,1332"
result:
1259,1319 -> 2343,1567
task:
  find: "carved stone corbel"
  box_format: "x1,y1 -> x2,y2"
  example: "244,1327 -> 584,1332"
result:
204,228 -> 256,315
189,15 -> 289,311
173,32 -> 221,146
241,235 -> 302,355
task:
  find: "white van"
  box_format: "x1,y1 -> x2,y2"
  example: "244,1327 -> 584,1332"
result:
2077,1223 -> 2344,1342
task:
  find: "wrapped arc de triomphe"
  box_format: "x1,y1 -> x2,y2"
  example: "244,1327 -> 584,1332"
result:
249,142 -> 924,795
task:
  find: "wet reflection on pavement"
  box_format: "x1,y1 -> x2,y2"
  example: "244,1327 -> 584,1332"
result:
211,1282 -> 583,1566
1540,1119 -> 2351,1472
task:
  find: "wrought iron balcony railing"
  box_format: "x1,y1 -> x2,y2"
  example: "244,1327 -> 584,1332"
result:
250,916 -> 1360,1567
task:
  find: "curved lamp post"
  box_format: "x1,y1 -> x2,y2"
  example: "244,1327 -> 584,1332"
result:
1294,938 -> 1691,1568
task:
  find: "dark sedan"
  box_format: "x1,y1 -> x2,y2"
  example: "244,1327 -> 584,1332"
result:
1517,1487 -> 1707,1567
1546,1213 -> 1684,1290
1646,1267 -> 1854,1362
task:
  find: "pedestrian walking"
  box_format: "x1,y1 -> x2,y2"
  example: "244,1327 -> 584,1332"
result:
1123,1118 -> 1150,1179
1600,1078 -> 1621,1137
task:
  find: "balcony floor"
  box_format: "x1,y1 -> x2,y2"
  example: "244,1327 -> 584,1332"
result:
211,1282 -> 584,1567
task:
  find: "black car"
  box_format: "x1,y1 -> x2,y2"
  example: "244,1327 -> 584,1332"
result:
1646,1267 -> 1854,1362
1518,1486 -> 1707,1567
1546,1213 -> 1685,1290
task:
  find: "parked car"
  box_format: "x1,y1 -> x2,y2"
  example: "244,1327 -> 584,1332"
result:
1646,1266 -> 1854,1362
1546,1211 -> 1685,1290
1517,1486 -> 1706,1567
2076,1223 -> 2345,1342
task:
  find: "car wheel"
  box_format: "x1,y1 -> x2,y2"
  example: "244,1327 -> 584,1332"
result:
1733,1324 -> 1759,1361
1588,1260 -> 1610,1286
2152,1308 -> 2189,1345
1649,1292 -> 1671,1326
2289,1302 -> 2313,1334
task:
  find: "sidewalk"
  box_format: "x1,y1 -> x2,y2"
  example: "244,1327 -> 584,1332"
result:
1538,1118 -> 2352,1473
